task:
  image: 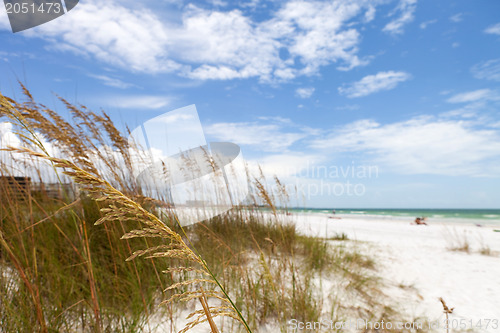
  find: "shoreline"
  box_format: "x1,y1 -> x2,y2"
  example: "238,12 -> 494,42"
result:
290,210 -> 500,228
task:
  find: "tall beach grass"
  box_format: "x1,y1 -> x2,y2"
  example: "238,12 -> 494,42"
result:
1,86 -> 425,332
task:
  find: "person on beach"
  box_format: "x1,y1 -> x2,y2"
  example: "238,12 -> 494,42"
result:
414,217 -> 427,225
329,210 -> 341,219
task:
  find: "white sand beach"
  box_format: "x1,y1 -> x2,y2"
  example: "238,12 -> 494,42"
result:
293,213 -> 500,332
136,211 -> 500,332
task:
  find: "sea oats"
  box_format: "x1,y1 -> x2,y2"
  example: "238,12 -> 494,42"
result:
1,91 -> 252,333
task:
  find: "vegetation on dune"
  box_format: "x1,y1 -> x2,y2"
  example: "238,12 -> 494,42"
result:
1,86 -> 423,332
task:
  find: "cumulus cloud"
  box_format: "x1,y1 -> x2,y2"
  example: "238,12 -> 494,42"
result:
295,87 -> 315,98
171,7 -> 280,81
484,22 -> 500,35
174,1 -> 374,80
309,116 -> 500,176
383,0 -> 417,35
6,0 -> 401,82
338,71 -> 411,98
206,109 -> 500,178
471,58 -> 500,82
270,0 -> 372,74
26,1 -> 180,73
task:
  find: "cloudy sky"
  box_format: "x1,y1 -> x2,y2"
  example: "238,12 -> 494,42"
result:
1,0 -> 500,208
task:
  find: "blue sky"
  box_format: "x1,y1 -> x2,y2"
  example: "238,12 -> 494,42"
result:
1,0 -> 500,208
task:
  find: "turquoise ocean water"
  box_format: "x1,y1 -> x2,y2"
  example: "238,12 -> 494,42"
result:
288,208 -> 500,226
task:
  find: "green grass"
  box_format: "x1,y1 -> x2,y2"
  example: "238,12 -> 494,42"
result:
0,192 -> 168,332
0,191 -> 389,332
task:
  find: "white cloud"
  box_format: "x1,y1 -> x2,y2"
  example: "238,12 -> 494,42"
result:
205,121 -> 307,152
239,0 -> 262,9
175,1 -> 375,81
0,122 -> 144,184
419,19 -> 437,29
338,71 -> 411,98
171,7 -> 280,81
446,89 -> 499,103
274,0 -> 375,73
440,101 -> 484,119
485,23 -> 500,35
0,7 -> 10,31
471,58 -> 500,82
383,0 -> 417,35
364,6 -> 376,22
309,116 -> 500,176
209,0 -> 228,6
0,122 -> 69,181
9,0 -> 387,82
88,74 -> 135,89
0,122 -> 21,148
26,1 -> 180,73
186,65 -> 251,80
206,104 -> 500,178
449,13 -> 463,23
103,95 -> 171,109
295,87 -> 315,99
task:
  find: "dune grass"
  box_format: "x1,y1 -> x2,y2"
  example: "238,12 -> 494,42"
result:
0,86 -> 424,332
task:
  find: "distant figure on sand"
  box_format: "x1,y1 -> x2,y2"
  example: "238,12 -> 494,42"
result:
414,217 -> 427,225
329,210 -> 341,220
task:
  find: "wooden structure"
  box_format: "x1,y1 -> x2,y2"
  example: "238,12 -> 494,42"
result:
0,176 -> 31,200
31,182 -> 75,200
0,176 -> 75,201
